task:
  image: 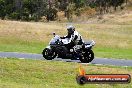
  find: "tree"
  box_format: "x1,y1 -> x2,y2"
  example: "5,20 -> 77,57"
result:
0,0 -> 128,21
0,0 -> 6,19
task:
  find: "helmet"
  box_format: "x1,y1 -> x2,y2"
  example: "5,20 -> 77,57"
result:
67,25 -> 75,34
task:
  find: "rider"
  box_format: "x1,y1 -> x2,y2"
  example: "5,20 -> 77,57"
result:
61,25 -> 83,49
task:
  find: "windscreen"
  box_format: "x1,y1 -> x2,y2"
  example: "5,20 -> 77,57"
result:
50,35 -> 60,45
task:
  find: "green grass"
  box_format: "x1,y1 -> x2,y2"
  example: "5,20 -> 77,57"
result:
0,39 -> 46,54
94,47 -> 132,59
1,43 -> 132,59
0,35 -> 132,59
0,58 -> 132,88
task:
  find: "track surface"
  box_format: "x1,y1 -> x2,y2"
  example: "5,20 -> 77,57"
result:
0,52 -> 132,66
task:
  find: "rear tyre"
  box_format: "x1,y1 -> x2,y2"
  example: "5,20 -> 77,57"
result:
42,48 -> 56,60
79,50 -> 94,63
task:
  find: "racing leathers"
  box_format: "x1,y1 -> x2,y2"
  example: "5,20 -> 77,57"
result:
61,30 -> 83,49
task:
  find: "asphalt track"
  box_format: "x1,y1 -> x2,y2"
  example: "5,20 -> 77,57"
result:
0,52 -> 132,66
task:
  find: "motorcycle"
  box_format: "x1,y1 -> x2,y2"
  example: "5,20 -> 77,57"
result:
42,33 -> 95,63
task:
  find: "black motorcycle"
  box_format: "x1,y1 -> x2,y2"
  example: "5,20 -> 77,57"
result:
42,33 -> 95,63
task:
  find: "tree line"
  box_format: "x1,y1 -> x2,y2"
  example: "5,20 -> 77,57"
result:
0,0 -> 127,21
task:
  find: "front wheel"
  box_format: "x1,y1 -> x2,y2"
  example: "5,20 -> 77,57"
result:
79,50 -> 94,63
42,48 -> 56,60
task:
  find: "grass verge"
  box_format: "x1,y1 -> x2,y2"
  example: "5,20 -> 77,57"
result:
0,58 -> 132,88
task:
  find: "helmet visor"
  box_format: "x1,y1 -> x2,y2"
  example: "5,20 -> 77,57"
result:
67,28 -> 73,34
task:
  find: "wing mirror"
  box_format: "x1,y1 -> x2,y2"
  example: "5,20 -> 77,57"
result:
53,32 -> 56,36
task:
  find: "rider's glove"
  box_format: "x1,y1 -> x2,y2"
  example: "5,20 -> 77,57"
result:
60,37 -> 65,39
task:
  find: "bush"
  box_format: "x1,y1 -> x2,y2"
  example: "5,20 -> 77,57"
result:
9,12 -> 21,20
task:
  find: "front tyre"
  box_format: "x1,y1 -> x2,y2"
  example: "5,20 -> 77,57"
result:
42,48 -> 56,60
79,50 -> 94,63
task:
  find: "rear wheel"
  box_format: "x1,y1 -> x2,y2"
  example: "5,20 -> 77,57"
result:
42,48 -> 56,60
79,50 -> 94,63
